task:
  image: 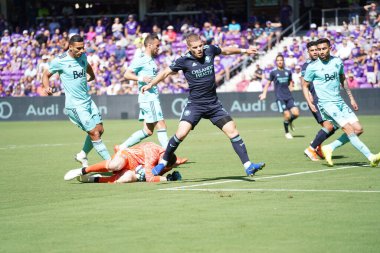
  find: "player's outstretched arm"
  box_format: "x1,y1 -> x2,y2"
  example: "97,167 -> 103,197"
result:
87,64 -> 96,82
220,45 -> 257,56
302,78 -> 317,112
42,70 -> 54,96
259,80 -> 271,100
340,74 -> 358,111
141,67 -> 175,93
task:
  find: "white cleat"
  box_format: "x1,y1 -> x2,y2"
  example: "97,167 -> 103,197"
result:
75,153 -> 88,167
285,133 -> 293,139
64,168 -> 83,181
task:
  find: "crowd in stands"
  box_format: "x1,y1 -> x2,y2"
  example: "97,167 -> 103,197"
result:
0,7 -> 379,97
237,20 -> 380,93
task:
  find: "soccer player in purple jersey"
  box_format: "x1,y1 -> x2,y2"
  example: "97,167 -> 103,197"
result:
142,34 -> 265,177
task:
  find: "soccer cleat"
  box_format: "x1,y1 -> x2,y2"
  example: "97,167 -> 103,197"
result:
152,163 -> 166,176
321,145 -> 334,166
75,153 -> 88,167
77,174 -> 102,183
64,168 -> 83,181
304,147 -> 319,161
285,133 -> 293,139
167,171 -> 182,181
315,145 -> 325,159
245,162 -> 265,176
369,152 -> 380,167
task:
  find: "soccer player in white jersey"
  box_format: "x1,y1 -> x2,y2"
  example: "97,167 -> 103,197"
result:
42,35 -> 111,167
303,38 -> 380,167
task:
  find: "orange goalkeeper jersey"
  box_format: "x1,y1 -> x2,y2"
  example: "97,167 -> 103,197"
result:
119,142 -> 165,171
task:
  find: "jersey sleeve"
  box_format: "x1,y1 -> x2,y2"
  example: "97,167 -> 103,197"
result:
169,56 -> 186,72
338,58 -> 344,75
210,45 -> 222,55
303,65 -> 314,82
128,57 -> 143,74
48,58 -> 62,75
301,63 -> 308,77
269,70 -> 275,81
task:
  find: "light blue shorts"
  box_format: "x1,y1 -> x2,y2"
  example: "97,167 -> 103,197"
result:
138,100 -> 164,123
66,100 -> 103,132
319,101 -> 358,128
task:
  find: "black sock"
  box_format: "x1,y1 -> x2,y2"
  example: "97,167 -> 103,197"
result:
310,128 -> 334,149
289,114 -> 296,123
230,135 -> 250,164
81,167 -> 87,175
284,121 -> 289,133
163,135 -> 181,161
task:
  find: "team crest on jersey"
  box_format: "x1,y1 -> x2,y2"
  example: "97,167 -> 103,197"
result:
276,73 -> 280,77
285,72 -> 289,76
184,110 -> 191,116
192,62 -> 197,66
205,56 -> 211,63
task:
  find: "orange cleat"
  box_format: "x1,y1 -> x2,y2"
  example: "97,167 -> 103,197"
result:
315,145 -> 325,159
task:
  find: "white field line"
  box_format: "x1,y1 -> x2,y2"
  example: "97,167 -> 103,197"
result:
163,188 -> 380,193
158,165 -> 364,191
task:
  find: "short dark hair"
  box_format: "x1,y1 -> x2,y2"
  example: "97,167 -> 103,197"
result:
316,38 -> 330,47
69,34 -> 83,44
144,33 -> 159,47
276,54 -> 284,60
306,41 -> 317,49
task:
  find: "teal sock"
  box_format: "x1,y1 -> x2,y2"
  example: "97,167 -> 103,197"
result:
156,129 -> 168,147
348,134 -> 372,159
329,133 -> 350,151
120,129 -> 148,149
92,139 -> 111,160
82,135 -> 93,154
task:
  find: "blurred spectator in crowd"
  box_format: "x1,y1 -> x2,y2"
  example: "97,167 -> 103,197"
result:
292,65 -> 302,90
95,19 -> 106,44
163,25 -> 177,45
228,18 -> 241,35
24,62 -> 37,79
214,56 -> 226,85
112,17 -> 123,39
364,54 -> 377,86
114,41 -> 126,62
124,14 -> 140,43
364,2 -> 378,27
202,22 -> 214,45
347,72 -> 359,89
86,26 -> 96,42
336,39 -> 353,60
253,21 -> 264,39
246,28 -> 255,46
1,29 -> 11,45
48,17 -> 60,34
306,23 -> 318,39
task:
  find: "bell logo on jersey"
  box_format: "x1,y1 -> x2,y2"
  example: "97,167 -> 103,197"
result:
324,72 -> 337,82
73,69 -> 85,79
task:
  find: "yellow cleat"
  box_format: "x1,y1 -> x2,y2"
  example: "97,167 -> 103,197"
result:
369,152 -> 380,167
322,145 -> 334,167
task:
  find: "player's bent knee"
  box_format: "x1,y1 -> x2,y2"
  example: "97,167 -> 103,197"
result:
215,116 -> 233,130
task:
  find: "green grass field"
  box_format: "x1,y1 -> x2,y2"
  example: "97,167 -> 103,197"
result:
1,116 -> 380,253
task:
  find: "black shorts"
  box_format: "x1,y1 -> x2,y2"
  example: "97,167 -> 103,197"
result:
276,98 -> 295,113
309,103 -> 324,124
180,100 -> 231,129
